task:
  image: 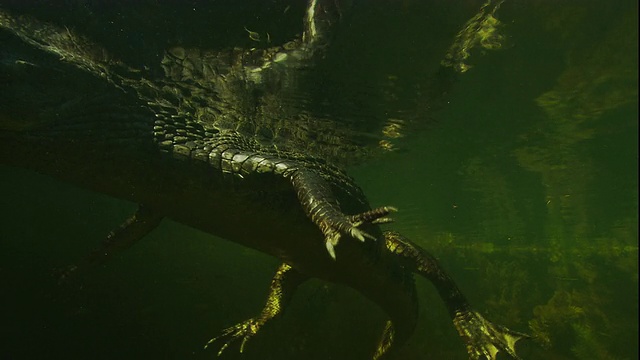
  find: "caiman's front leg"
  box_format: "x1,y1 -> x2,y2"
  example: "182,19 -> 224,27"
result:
384,231 -> 529,360
290,168 -> 396,259
215,137 -> 399,257
205,263 -> 308,356
59,204 -> 163,282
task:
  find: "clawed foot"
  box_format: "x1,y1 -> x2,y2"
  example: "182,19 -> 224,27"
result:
324,206 -> 397,260
204,318 -> 260,356
453,310 -> 530,360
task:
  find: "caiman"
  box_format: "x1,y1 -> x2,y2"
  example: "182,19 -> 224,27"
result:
0,1 -> 528,359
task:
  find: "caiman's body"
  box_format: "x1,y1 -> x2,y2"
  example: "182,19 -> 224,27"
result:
0,2 -> 527,359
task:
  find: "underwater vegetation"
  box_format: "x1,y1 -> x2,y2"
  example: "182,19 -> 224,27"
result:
358,1 -> 637,358
432,1 -> 638,358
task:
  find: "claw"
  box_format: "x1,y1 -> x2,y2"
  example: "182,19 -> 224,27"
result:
217,343 -> 229,356
321,205 -> 398,260
453,310 -> 530,360
204,318 -> 260,356
350,227 -> 366,242
349,206 -> 398,225
350,227 -> 376,242
347,206 -> 397,242
371,217 -> 394,224
324,231 -> 341,260
324,226 -> 378,260
325,240 -> 336,260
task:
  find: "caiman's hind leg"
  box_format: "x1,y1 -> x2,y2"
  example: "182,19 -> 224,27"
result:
384,231 -> 529,360
205,263 -> 308,356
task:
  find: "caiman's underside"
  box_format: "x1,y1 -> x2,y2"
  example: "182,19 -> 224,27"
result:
0,1 -> 528,359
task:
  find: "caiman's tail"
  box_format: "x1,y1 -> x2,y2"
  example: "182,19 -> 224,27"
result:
384,231 -> 529,359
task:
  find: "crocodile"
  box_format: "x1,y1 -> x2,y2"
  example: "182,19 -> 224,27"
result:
0,1 -> 528,359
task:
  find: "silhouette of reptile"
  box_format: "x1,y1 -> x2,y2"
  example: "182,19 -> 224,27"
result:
0,1 -> 527,359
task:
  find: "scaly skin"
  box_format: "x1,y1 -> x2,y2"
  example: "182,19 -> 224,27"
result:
0,2 -> 528,359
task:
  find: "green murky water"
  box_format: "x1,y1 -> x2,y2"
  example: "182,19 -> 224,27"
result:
1,1 -> 637,359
